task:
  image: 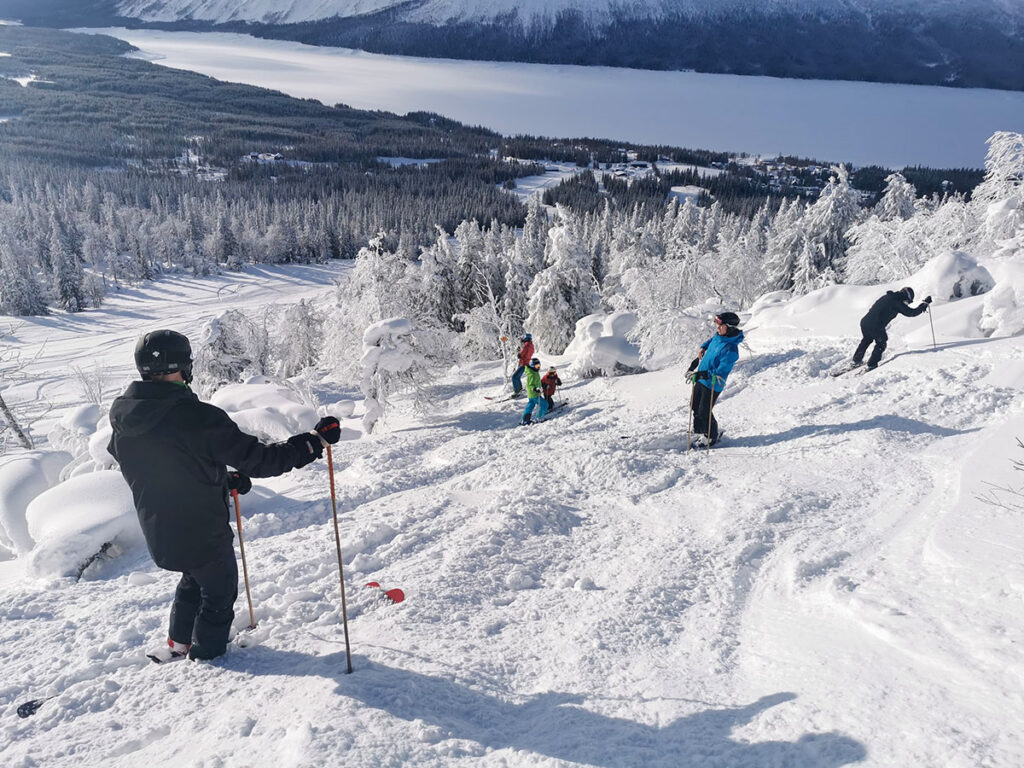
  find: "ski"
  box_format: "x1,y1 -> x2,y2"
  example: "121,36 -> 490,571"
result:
829,362 -> 863,377
854,358 -> 894,375
365,581 -> 405,603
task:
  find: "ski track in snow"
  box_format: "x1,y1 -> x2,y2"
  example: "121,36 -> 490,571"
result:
2,268 -> 1024,766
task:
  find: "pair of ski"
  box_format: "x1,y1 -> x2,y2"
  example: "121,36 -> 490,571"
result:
16,581 -> 405,717
829,359 -> 889,377
142,580 -> 405,666
519,401 -> 568,426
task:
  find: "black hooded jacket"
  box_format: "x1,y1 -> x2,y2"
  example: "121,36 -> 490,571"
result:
860,291 -> 928,333
108,381 -> 314,571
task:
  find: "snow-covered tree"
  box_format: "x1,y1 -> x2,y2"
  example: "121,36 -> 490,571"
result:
873,173 -> 918,221
0,229 -> 47,316
971,131 -> 1024,248
360,318 -> 427,433
526,207 -> 600,354
192,309 -> 271,396
275,299 -> 324,377
802,165 -> 862,285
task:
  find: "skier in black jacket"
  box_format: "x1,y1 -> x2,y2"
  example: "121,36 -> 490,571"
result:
852,287 -> 932,370
108,330 -> 342,661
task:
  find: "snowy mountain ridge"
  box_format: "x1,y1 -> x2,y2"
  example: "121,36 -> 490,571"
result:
114,0 -> 1020,25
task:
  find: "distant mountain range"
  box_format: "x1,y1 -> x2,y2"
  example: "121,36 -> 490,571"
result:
6,0 -> 1024,91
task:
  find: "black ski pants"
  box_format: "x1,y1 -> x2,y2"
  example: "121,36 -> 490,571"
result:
691,383 -> 720,443
854,320 -> 888,367
168,541 -> 238,659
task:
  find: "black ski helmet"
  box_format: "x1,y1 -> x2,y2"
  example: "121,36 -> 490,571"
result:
900,287 -> 914,302
135,330 -> 193,383
529,357 -> 541,369
715,311 -> 741,328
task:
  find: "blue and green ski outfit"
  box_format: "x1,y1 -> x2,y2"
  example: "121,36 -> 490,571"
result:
690,326 -> 743,445
521,365 -> 546,424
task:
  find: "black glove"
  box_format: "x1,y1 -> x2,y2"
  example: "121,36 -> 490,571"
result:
287,432 -> 324,469
922,296 -> 932,304
227,471 -> 252,495
695,370 -> 709,381
314,416 -> 341,444
686,357 -> 699,372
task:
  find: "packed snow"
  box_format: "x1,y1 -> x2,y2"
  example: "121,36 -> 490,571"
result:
1,243 -> 1022,766
75,28 -> 1024,167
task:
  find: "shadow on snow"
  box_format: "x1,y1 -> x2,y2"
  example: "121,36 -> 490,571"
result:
226,650 -> 867,767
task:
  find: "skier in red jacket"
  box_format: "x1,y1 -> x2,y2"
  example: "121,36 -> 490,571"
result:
541,367 -> 562,413
511,333 -> 534,397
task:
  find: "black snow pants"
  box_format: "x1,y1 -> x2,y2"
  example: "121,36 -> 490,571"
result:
691,383 -> 721,444
168,541 -> 238,660
854,319 -> 888,367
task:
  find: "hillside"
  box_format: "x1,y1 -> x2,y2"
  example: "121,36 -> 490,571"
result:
1,251 -> 1022,765
5,0 -> 1024,90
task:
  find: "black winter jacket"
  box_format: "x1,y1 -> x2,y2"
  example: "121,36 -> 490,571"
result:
108,381 -> 315,571
860,291 -> 928,332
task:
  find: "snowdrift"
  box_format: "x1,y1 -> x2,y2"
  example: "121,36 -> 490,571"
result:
0,450 -> 72,556
24,470 -> 141,579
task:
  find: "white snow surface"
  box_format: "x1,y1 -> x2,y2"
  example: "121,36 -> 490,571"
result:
1,256 -> 1024,765
75,28 -> 1024,167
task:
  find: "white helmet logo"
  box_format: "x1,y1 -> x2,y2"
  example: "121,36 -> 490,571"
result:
152,351 -> 161,358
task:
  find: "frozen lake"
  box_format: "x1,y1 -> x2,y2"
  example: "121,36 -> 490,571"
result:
80,27 -> 1024,168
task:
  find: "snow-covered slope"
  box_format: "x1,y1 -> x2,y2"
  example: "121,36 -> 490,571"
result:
1,257 -> 1022,765
113,0 -> 1017,25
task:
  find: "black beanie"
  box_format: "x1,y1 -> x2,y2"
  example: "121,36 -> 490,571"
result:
716,311 -> 741,327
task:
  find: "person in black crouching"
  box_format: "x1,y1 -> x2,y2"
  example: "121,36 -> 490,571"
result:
852,287 -> 932,370
108,329 -> 341,662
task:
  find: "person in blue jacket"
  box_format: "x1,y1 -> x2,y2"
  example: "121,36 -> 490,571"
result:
686,311 -> 744,447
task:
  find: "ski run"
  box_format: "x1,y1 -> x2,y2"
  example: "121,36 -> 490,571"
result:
0,247 -> 1022,767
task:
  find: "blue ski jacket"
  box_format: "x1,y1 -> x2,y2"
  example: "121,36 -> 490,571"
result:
696,328 -> 744,392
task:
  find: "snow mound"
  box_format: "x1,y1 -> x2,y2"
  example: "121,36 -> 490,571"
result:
25,470 -> 142,579
210,379 -> 318,442
566,311 -> 642,377
0,451 -> 72,555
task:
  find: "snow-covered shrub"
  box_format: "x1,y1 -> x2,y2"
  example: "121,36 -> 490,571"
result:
360,318 -> 426,433
275,299 -> 324,378
567,312 -> 643,377
192,309 -> 272,397
0,450 -> 72,555
25,470 -> 142,579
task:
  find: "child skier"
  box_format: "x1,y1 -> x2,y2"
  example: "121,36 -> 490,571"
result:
851,287 -> 932,370
511,333 -> 534,397
541,367 -> 562,414
520,357 -> 545,425
686,312 -> 744,447
108,330 -> 342,662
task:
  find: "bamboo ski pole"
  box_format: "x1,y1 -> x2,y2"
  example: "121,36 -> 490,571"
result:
327,444 -> 354,674
927,305 -> 936,350
231,490 -> 257,630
